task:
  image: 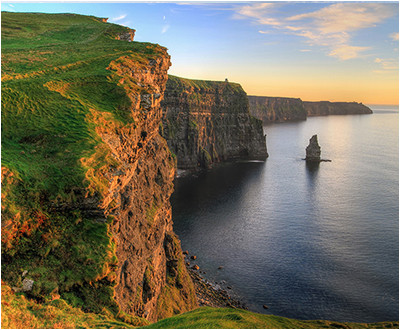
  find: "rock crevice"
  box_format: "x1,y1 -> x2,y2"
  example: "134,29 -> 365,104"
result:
100,53 -> 197,321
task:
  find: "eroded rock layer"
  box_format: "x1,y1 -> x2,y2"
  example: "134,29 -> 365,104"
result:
304,101 -> 373,116
248,96 -> 372,124
248,96 -> 307,123
161,76 -> 268,169
102,54 -> 197,321
305,135 -> 321,162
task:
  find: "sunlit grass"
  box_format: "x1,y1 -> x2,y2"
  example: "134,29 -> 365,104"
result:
1,11 -> 164,317
142,307 -> 399,329
1,283 -> 147,329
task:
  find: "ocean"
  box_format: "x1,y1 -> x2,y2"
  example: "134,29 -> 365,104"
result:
171,105 -> 399,323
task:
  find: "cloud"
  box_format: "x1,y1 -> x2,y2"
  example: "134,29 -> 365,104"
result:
233,3 -> 280,21
390,32 -> 399,41
287,3 -> 394,34
329,45 -> 370,60
374,57 -> 398,71
111,14 -> 127,22
233,2 -> 397,60
118,21 -> 131,27
300,49 -> 311,52
161,24 -> 170,34
4,3 -> 15,11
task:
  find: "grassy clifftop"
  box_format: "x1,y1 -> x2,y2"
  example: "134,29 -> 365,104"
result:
1,11 -> 167,321
166,75 -> 244,94
2,11 -> 162,196
143,307 -> 398,329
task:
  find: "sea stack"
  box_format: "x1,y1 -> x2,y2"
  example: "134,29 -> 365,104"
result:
305,135 -> 321,162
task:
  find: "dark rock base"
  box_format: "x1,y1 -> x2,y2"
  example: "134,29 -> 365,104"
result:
186,266 -> 247,310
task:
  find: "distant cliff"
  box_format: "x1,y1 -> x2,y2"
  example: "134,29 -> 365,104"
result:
248,96 -> 307,122
304,101 -> 373,116
248,96 -> 372,124
161,76 -> 268,169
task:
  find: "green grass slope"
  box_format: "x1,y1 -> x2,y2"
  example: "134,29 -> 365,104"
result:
1,283 -> 145,329
1,11 -> 164,321
142,307 -> 399,329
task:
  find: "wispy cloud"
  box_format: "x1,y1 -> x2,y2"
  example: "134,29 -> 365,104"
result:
233,3 -> 280,21
4,3 -> 15,11
329,45 -> 370,60
161,24 -> 170,34
233,2 -> 397,60
390,32 -> 399,41
111,14 -> 127,22
118,21 -> 131,27
374,57 -> 398,72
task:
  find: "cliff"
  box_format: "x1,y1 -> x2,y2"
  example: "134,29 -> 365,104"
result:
304,101 -> 373,116
248,96 -> 372,124
2,12 -> 196,324
248,95 -> 307,123
161,76 -> 268,169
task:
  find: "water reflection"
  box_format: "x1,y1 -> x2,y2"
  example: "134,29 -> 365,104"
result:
172,111 -> 399,323
305,161 -> 320,175
172,161 -> 265,214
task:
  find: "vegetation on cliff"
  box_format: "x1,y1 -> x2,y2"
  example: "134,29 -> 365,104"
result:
2,11 -> 195,324
143,307 -> 399,329
1,283 -> 145,329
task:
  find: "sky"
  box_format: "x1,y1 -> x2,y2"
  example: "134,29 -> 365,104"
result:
2,1 -> 399,105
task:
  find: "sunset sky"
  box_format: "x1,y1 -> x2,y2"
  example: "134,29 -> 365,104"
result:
2,2 -> 399,105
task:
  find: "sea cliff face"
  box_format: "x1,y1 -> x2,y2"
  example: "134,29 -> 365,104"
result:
304,101 -> 373,116
161,76 -> 268,169
248,95 -> 307,123
1,12 -> 196,324
248,96 -> 372,124
104,54 -> 197,321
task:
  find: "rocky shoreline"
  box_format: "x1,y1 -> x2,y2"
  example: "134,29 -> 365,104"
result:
183,254 -> 247,310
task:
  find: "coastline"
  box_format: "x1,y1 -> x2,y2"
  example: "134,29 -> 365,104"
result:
184,258 -> 247,310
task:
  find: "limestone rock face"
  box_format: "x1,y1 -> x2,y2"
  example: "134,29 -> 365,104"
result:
248,96 -> 372,124
100,52 -> 197,321
22,278 -> 34,292
306,135 -> 321,162
116,28 -> 136,41
248,96 -> 307,123
161,76 -> 268,169
304,101 -> 373,116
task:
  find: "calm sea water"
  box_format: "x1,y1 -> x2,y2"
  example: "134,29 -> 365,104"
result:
171,105 -> 399,323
